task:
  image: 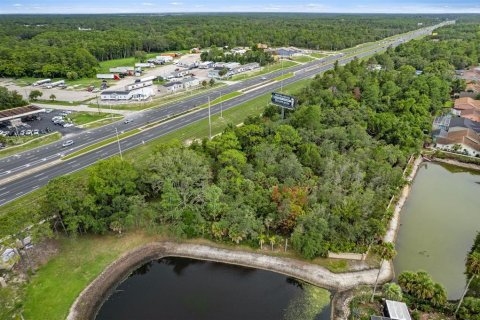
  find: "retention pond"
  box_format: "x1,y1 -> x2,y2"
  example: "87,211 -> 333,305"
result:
96,257 -> 331,320
394,162 -> 480,299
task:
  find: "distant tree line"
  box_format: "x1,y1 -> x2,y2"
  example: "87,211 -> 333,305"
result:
0,14 -> 440,78
200,46 -> 274,65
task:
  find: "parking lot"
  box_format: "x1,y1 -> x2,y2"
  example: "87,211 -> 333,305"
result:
0,109 -> 82,139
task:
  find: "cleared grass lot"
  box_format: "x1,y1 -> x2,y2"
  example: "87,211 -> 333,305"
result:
230,61 -> 298,81
0,132 -> 62,159
68,111 -> 113,125
291,55 -> 315,63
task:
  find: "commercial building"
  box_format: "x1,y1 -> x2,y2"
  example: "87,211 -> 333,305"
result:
159,77 -> 200,94
0,105 -> 45,123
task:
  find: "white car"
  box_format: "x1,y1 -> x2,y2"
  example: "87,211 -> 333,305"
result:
63,123 -> 74,128
261,77 -> 267,80
124,119 -> 133,124
62,140 -> 74,147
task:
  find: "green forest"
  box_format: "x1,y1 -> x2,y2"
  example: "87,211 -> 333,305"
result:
4,21 -> 476,261
0,14 -> 440,78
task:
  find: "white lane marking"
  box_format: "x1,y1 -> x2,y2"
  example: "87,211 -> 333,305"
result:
38,176 -> 49,181
33,172 -> 45,178
0,191 -> 10,197
16,191 -> 24,196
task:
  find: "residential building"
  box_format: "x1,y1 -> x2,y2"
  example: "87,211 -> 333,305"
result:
156,56 -> 173,63
159,81 -> 183,94
100,87 -> 154,101
367,64 -> 383,71
125,80 -> 153,91
199,61 -> 214,69
182,77 -> 200,89
436,128 -> 480,156
100,90 -> 132,100
454,97 -> 480,111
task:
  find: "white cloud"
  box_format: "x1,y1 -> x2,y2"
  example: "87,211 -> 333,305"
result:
169,2 -> 183,5
142,2 -> 153,5
13,3 -> 23,7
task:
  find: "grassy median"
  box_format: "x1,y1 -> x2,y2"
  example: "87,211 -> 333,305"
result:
62,129 -> 141,160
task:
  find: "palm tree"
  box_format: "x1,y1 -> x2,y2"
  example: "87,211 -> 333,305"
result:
415,271 -> 435,300
258,234 -> 266,250
455,251 -> 480,317
269,235 -> 277,251
431,283 -> 447,307
371,242 -> 397,302
49,94 -> 56,101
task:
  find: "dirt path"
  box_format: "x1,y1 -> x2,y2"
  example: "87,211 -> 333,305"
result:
67,241 -> 393,320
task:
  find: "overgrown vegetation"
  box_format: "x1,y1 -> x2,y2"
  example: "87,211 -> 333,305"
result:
0,86 -> 27,111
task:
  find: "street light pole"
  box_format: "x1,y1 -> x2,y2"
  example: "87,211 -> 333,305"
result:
115,127 -> 123,160
208,96 -> 212,140
219,91 -> 223,119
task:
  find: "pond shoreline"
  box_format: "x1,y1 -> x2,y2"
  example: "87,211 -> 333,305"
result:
67,241 -> 392,320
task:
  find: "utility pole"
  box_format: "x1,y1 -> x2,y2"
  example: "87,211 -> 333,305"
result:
208,96 -> 212,139
115,127 -> 123,160
280,58 -> 284,92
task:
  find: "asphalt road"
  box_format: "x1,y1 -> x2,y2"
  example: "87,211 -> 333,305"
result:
0,22 -> 450,207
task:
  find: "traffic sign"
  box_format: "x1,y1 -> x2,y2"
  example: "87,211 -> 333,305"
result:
271,92 -> 296,110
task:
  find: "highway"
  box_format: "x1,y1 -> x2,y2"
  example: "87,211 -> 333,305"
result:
0,22 -> 450,207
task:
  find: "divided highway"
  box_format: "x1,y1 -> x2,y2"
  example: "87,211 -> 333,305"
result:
0,22 -> 450,207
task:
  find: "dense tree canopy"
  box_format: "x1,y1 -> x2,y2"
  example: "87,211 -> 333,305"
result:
33,20 -> 471,259
0,14 -> 440,78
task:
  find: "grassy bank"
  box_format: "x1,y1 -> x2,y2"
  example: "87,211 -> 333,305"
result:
22,232 -> 159,320
0,132 -> 62,160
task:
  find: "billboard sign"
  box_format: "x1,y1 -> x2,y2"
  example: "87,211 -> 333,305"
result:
271,92 -> 296,110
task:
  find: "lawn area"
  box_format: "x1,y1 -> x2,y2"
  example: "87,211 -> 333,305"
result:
68,111 -> 114,125
62,128 -> 141,160
0,132 -> 62,160
22,232 -> 160,320
291,55 -> 315,63
310,53 -> 327,59
273,72 -> 294,82
230,61 -> 298,81
81,116 -> 124,129
34,99 -> 92,106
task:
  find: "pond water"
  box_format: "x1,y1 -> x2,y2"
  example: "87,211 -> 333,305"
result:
96,257 -> 331,320
394,162 -> 480,299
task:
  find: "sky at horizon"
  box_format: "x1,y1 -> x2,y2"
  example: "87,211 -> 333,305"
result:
1,0 -> 480,14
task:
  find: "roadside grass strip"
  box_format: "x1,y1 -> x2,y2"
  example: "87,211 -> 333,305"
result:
197,91 -> 243,109
62,129 -> 141,160
230,60 -> 298,81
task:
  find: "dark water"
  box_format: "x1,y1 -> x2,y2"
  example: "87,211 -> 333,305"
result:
96,257 -> 331,320
394,163 -> 480,299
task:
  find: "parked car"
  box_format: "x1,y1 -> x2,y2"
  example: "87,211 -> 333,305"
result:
19,130 -> 25,136
62,140 -> 74,147
45,109 -> 53,113
25,130 -> 32,135
63,123 -> 74,128
33,129 -> 39,135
